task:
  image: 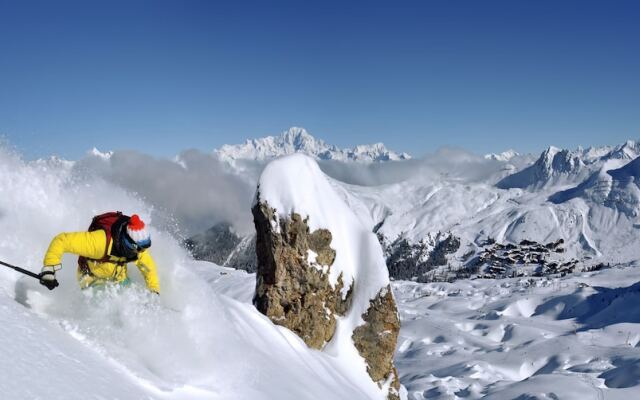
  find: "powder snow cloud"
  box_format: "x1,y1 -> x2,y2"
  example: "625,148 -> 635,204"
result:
72,149 -> 256,236
66,146 -> 531,238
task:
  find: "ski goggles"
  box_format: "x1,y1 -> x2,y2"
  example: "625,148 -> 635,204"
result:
123,233 -> 152,252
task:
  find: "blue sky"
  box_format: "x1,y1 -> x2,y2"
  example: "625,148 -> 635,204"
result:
0,0 -> 638,159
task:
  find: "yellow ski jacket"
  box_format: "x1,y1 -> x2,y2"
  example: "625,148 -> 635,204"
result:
43,230 -> 160,293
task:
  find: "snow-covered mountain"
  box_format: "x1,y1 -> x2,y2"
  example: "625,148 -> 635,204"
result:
497,141 -> 640,190
214,127 -> 411,162
484,149 -> 519,162
551,155 -> 640,218
496,146 -> 586,189
364,139 -> 640,272
596,139 -> 640,162
193,137 -> 640,282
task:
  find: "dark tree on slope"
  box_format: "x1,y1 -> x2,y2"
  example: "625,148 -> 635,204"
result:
184,222 -> 241,265
184,222 -> 259,273
383,233 -> 461,280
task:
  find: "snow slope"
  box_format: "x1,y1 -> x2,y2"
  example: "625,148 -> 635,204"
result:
0,146 -> 391,400
394,264 -> 640,399
0,292 -> 153,400
205,261 -> 640,399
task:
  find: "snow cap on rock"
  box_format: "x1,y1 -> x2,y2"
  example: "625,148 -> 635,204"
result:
127,214 -> 150,245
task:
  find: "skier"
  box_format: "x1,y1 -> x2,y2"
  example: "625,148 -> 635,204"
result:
40,212 -> 160,293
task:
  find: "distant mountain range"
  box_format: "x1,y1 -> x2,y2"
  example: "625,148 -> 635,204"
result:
214,127 -> 411,163
190,132 -> 640,282
484,150 -> 520,162
498,140 -> 640,190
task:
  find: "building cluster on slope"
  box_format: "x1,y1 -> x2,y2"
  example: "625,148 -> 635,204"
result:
476,238 -> 581,278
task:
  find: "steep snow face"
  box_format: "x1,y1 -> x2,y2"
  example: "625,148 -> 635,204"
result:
0,146 -> 395,400
215,127 -> 411,163
549,159 -> 623,205
497,146 -> 586,189
498,140 -> 640,190
257,154 -> 396,399
608,154 -> 640,182
602,156 -> 640,217
550,155 -> 640,217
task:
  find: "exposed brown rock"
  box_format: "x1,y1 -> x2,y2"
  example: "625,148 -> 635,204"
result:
352,285 -> 401,399
252,200 -> 352,349
253,196 -> 401,399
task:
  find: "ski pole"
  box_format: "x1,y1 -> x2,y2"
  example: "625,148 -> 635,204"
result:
0,259 -> 41,280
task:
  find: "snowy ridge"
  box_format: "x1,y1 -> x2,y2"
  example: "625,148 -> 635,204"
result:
497,146 -> 586,189
484,149 -> 519,162
257,154 -> 396,399
598,139 -> 640,161
496,140 -> 639,190
215,127 -> 411,162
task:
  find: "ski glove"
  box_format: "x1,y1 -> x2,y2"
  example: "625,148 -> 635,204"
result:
39,265 -> 60,290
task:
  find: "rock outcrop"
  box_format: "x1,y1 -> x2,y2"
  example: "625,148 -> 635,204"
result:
252,154 -> 401,400
352,286 -> 401,398
252,201 -> 352,349
253,199 -> 400,397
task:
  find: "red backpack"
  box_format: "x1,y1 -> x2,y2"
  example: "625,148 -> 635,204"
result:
78,211 -> 127,273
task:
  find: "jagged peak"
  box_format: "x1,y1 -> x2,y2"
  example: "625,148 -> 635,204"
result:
624,139 -> 637,147
602,139 -> 640,160
484,149 -> 520,162
539,146 -> 563,162
497,146 -> 584,189
215,127 -> 410,162
282,126 -> 314,141
535,145 -> 583,170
